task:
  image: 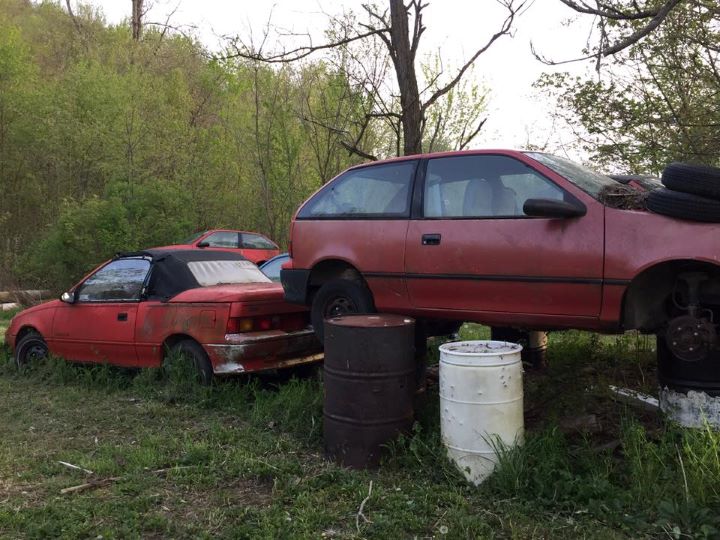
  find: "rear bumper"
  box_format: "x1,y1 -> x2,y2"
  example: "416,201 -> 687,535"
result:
205,327 -> 322,374
280,268 -> 310,305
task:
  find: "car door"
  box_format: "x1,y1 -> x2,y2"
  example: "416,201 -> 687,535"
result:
404,153 -> 604,317
51,257 -> 151,365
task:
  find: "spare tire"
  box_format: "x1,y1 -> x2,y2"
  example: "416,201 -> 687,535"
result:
646,188 -> 720,222
661,162 -> 720,199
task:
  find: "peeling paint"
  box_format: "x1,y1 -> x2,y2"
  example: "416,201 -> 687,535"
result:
214,361 -> 246,374
659,387 -> 720,428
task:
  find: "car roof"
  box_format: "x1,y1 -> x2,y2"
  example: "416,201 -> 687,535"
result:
114,249 -> 251,300
343,149 -> 527,173
116,248 -> 248,262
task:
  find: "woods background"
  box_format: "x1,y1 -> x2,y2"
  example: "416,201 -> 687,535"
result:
1,0 -> 718,291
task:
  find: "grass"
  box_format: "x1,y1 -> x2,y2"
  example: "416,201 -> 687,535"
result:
1,321 -> 719,538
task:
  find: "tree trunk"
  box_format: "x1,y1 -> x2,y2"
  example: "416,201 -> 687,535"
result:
131,0 -> 144,41
388,0 -> 423,156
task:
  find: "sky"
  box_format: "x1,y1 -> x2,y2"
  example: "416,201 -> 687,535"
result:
87,0 -> 599,158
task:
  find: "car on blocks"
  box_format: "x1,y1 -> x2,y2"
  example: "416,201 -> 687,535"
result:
281,149 -> 720,393
5,249 -> 321,383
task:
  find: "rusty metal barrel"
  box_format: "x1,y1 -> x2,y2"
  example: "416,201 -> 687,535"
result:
323,314 -> 416,469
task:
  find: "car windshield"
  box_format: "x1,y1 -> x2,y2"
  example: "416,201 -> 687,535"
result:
186,260 -> 271,286
180,231 -> 207,244
525,152 -> 617,199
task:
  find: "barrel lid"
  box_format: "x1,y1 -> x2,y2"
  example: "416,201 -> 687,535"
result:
439,340 -> 523,356
327,314 -> 415,328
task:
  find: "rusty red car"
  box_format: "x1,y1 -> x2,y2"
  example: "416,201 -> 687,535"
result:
161,229 -> 281,264
281,149 -> 720,390
5,249 -> 321,382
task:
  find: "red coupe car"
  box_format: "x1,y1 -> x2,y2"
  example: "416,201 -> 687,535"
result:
161,229 -> 281,264
5,249 -> 321,382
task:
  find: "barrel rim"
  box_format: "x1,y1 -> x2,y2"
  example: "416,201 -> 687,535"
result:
327,313 -> 415,328
438,340 -> 523,357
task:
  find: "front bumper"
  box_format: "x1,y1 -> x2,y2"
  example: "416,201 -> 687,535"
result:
205,327 -> 323,374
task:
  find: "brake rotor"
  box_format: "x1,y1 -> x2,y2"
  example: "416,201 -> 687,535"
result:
666,315 -> 717,362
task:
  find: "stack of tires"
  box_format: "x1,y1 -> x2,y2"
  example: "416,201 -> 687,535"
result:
647,163 -> 720,222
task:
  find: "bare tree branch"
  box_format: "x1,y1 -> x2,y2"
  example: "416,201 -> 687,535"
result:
421,0 -> 526,113
458,117 -> 487,150
341,140 -> 378,161
222,27 -> 389,63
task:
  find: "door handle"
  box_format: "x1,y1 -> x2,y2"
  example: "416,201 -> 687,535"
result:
421,233 -> 441,246
117,312 -> 128,322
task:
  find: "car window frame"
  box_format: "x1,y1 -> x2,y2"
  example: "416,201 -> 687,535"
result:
240,232 -> 278,250
296,159 -> 421,220
75,256 -> 153,304
201,231 -> 241,249
414,154 -> 579,220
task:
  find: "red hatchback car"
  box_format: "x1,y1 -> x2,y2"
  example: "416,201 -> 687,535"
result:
5,249 -> 321,382
163,229 -> 281,264
282,150 -> 720,373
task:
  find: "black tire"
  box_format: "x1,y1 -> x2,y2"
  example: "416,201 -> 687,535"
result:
14,330 -> 48,368
661,162 -> 720,199
310,279 -> 375,343
646,188 -> 720,222
167,339 -> 214,385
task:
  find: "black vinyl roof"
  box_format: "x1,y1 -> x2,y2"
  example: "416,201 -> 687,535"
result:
114,249 -> 249,300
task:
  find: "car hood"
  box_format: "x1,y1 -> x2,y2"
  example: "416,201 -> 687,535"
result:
13,299 -> 62,319
169,282 -> 285,303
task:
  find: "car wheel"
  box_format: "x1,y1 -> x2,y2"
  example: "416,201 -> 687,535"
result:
311,279 -> 375,343
167,339 -> 214,385
15,330 -> 49,368
646,188 -> 720,223
657,333 -> 720,396
661,162 -> 720,200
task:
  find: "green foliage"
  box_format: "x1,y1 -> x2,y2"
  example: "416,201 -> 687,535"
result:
535,2 -> 720,174
0,0 -> 369,289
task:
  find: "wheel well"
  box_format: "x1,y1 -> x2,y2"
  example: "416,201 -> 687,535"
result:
308,259 -> 365,293
622,260 -> 720,331
161,334 -> 197,359
16,326 -> 39,342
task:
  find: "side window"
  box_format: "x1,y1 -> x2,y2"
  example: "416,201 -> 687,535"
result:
203,231 -> 239,248
424,155 -> 566,218
240,233 -> 277,249
78,258 -> 151,302
299,161 -> 417,218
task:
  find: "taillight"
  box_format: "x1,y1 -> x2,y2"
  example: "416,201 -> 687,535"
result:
288,240 -> 293,258
226,313 -> 309,333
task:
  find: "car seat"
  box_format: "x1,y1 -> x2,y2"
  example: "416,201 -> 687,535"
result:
493,185 -> 518,216
462,178 -> 493,217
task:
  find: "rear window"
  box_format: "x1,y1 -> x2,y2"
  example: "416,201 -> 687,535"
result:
187,260 -> 271,286
298,161 -> 417,218
240,233 -> 277,249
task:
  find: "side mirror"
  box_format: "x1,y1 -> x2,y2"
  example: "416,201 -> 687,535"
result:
523,198 -> 586,219
60,291 -> 75,304
197,241 -> 209,248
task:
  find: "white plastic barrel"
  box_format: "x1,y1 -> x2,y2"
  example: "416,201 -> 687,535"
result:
439,340 -> 524,485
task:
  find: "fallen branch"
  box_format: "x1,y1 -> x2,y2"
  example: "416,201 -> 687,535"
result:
355,480 -> 373,533
60,477 -> 120,495
60,465 -> 200,495
58,461 -> 94,475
